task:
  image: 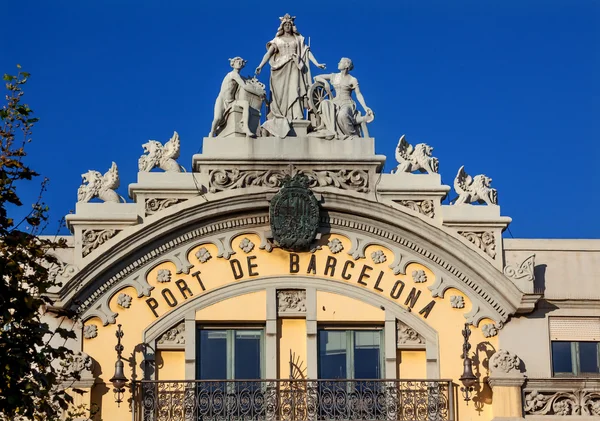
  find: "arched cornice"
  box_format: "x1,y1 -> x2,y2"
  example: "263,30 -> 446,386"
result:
60,189 -> 528,325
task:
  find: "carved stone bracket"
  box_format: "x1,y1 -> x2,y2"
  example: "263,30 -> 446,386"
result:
277,290 -> 307,315
82,229 -> 120,257
157,321 -> 185,349
48,260 -> 78,283
504,254 -> 535,283
397,320 -> 425,348
145,198 -> 186,216
459,231 -> 496,259
396,199 -> 435,218
208,168 -> 369,193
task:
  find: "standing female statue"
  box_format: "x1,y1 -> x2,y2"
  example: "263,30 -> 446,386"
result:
312,57 -> 374,139
255,14 -> 326,137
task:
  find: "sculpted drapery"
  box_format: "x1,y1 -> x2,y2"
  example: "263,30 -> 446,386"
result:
256,14 -> 325,137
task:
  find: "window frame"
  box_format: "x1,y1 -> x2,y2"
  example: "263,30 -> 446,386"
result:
196,325 -> 266,380
317,326 -> 385,380
551,340 -> 600,377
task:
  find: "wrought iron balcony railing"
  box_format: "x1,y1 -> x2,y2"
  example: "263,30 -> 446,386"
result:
133,379 -> 455,421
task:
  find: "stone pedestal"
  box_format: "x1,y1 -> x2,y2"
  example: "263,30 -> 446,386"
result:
217,105 -> 261,138
489,375 -> 526,420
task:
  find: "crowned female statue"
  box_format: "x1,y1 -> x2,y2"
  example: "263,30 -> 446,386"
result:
255,14 -> 326,138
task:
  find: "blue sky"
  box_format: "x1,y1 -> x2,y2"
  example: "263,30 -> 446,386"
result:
2,0 -> 599,238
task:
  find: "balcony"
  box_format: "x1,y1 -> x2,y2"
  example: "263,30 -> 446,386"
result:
133,379 -> 455,420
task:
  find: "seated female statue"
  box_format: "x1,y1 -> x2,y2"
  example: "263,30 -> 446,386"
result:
312,58 -> 374,139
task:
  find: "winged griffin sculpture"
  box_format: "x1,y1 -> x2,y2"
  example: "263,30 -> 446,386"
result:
453,165 -> 498,205
392,135 -> 439,174
77,162 -> 124,203
138,131 -> 183,172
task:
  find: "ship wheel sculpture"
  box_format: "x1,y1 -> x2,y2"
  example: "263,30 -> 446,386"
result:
307,80 -> 333,128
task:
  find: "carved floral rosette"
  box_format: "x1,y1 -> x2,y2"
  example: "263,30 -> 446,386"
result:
489,349 -> 520,375
208,169 -> 369,193
524,389 -> 600,416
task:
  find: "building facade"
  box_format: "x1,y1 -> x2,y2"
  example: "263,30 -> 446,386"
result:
45,16 -> 600,421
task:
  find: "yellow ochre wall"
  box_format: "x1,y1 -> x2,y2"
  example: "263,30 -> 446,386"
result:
82,233 -> 500,420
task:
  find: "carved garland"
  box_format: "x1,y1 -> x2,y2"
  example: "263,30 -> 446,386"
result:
524,390 -> 600,416
145,198 -> 186,216
82,229 -> 120,257
74,212 -> 510,325
397,320 -> 424,346
208,169 -> 369,193
157,322 -> 185,346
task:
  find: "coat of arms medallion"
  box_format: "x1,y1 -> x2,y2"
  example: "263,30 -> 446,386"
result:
269,174 -> 320,251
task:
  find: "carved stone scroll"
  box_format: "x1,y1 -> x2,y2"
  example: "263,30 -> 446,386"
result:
397,199 -> 435,218
145,198 -> 186,216
459,231 -> 496,259
504,254 -> 535,282
82,229 -> 119,257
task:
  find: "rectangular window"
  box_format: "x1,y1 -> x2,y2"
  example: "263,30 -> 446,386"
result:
197,328 -> 264,380
551,341 -> 600,376
318,328 -> 383,379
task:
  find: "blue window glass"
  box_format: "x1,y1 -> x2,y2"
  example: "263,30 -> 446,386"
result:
318,329 -> 382,379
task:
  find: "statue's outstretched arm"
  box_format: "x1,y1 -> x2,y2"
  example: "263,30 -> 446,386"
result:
308,50 -> 326,69
354,83 -> 372,114
256,45 -> 276,75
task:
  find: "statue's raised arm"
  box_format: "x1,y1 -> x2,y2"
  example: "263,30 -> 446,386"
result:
256,14 -> 326,138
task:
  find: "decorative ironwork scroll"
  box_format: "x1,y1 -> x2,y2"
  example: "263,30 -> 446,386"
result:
133,379 -> 454,421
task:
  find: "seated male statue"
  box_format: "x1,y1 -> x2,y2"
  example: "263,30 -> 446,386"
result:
209,57 -> 255,137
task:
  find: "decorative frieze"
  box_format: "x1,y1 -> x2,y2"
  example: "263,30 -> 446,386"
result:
397,321 -> 424,347
397,199 -> 435,218
504,254 -> 535,282
208,168 -> 369,193
145,198 -> 185,216
524,389 -> 600,416
82,229 -> 119,257
459,231 -> 496,259
277,290 -> 307,314
157,322 -> 185,346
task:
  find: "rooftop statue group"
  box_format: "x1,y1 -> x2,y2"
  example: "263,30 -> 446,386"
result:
209,14 -> 374,139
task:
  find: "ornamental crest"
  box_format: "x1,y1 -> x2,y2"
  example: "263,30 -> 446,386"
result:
270,174 -> 319,251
